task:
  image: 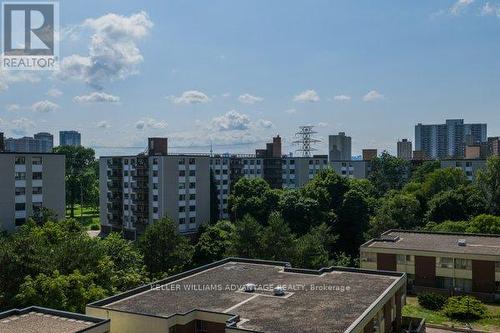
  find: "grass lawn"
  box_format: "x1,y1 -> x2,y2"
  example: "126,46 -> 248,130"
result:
66,204 -> 100,230
403,296 -> 500,332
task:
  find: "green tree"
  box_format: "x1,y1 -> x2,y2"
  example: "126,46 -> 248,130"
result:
302,169 -> 350,213
420,168 -> 468,199
228,178 -> 280,223
369,193 -> 421,237
278,190 -> 328,235
14,271 -> 106,313
261,212 -> 296,261
139,218 -> 194,277
336,189 -> 370,255
229,215 -> 263,258
476,156 -> 500,214
293,224 -> 333,269
369,152 -> 411,195
425,186 -> 487,223
410,160 -> 441,183
194,220 -> 235,265
53,146 -> 98,217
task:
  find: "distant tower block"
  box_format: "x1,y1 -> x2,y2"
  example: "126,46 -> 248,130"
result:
293,125 -> 321,157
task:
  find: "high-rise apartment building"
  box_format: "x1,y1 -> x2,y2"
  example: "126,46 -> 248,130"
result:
5,132 -> 54,153
0,152 -> 65,232
59,130 -> 81,147
397,139 -> 412,160
282,155 -> 329,189
328,132 -> 351,162
489,136 -> 500,156
100,152 -> 211,239
415,119 -> 487,159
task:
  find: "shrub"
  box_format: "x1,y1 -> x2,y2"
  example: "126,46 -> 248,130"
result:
417,292 -> 447,310
442,296 -> 488,321
90,224 -> 100,231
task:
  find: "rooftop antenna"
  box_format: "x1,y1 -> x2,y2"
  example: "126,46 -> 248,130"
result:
293,125 -> 320,157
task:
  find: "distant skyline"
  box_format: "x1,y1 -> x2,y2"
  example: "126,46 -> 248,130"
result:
1,0 -> 500,157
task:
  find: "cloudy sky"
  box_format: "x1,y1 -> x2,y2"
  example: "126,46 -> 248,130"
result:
1,0 -> 500,156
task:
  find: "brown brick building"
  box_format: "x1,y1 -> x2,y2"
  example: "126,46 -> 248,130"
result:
361,230 -> 500,302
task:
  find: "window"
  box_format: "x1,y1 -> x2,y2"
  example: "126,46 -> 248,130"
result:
15,187 -> 25,195
189,170 -> 196,177
32,202 -> 42,211
189,194 -> 196,200
32,187 -> 42,195
124,159 -> 129,165
15,156 -> 25,164
179,170 -> 186,177
454,258 -> 472,270
153,195 -> 158,202
153,207 -> 158,213
189,205 -> 196,212
195,320 -> 207,333
15,218 -> 25,226
15,203 -> 25,211
179,206 -> 186,212
32,172 -> 42,180
438,257 -> 454,269
454,278 -> 472,292
153,158 -> 158,165
189,217 -> 196,224
153,170 -> 158,177
397,255 -> 406,265
179,194 -> 186,201
179,218 -> 186,225
32,157 -> 42,165
15,172 -> 26,180
361,252 -> 376,263
189,182 -> 196,189
178,158 -> 185,165
153,183 -> 158,189
189,158 -> 195,165
437,277 -> 454,289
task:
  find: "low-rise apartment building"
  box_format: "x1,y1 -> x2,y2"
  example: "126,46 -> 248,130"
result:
87,258 -> 411,333
282,155 -> 329,188
100,153 -> 211,239
361,230 -> 500,302
331,160 -> 372,179
440,159 -> 486,181
0,152 -> 65,232
0,306 -> 110,333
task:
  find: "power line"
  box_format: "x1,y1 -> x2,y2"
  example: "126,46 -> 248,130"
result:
292,125 -> 321,157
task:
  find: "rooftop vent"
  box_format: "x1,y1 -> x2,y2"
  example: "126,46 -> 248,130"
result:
458,239 -> 467,247
378,235 -> 400,242
244,283 -> 256,292
273,286 -> 285,296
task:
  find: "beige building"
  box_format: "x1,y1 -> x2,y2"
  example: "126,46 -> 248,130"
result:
0,306 -> 109,333
440,159 -> 486,181
0,152 -> 65,232
282,155 -> 329,189
331,160 -> 372,179
100,153 -> 211,239
361,230 -> 500,302
87,258 -> 412,333
397,139 -> 412,160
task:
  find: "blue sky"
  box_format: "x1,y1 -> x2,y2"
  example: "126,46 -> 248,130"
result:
1,0 -> 500,156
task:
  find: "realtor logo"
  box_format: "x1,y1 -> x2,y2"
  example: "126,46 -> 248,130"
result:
1,1 -> 59,70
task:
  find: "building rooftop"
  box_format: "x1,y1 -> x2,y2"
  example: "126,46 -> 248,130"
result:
0,306 -> 109,333
90,258 -> 404,333
363,230 -> 500,256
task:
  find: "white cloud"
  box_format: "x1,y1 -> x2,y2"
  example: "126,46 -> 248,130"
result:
0,71 -> 40,92
318,122 -> 328,127
293,89 -> 320,102
450,0 -> 474,15
31,100 -> 60,113
46,88 -> 62,98
284,108 -> 297,114
167,90 -> 211,104
481,2 -> 500,16
73,92 -> 120,104
362,90 -> 384,102
333,94 -> 351,102
96,121 -> 111,129
211,110 -> 251,131
58,11 -> 153,89
136,118 -> 168,130
11,118 -> 35,136
221,93 -> 230,98
256,119 -> 274,129
238,93 -> 263,104
6,104 -> 20,112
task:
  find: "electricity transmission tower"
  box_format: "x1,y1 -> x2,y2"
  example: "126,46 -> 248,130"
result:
293,125 -> 321,157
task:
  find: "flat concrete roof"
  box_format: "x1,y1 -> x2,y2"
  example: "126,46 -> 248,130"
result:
0,307 -> 108,333
363,230 -> 500,256
93,259 -> 403,333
